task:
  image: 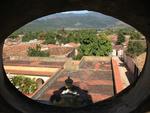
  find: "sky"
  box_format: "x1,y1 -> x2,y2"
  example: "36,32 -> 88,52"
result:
61,10 -> 89,14
38,10 -> 91,20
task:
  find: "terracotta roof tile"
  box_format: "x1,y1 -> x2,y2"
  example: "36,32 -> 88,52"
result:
38,69 -> 114,102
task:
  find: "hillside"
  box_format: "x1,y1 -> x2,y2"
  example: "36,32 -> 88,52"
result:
17,11 -> 127,32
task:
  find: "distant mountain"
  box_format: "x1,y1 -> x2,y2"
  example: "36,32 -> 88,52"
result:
17,11 -> 127,32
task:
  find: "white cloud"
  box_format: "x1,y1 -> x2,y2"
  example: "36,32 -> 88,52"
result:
61,10 -> 89,14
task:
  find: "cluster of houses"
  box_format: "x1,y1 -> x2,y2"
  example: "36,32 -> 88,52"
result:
3,33 -> 147,106
4,33 -> 130,61
109,34 -> 130,58
3,37 -> 80,61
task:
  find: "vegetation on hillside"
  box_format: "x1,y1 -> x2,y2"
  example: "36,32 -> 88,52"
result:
14,11 -> 121,32
11,27 -> 143,43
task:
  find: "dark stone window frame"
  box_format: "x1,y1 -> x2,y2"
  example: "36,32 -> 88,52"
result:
0,1 -> 149,113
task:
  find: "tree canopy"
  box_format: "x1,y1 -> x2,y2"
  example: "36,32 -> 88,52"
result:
10,76 -> 38,94
127,41 -> 146,57
116,30 -> 126,45
79,32 -> 112,56
27,44 -> 49,57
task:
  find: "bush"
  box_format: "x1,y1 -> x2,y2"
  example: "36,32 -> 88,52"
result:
72,54 -> 83,60
27,44 -> 49,57
10,76 -> 38,94
22,32 -> 39,42
116,29 -> 126,44
127,41 -> 146,57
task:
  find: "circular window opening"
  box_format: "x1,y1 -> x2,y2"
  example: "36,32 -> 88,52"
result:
2,10 -> 147,107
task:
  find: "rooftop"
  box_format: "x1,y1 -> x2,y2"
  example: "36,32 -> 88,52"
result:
3,43 -> 75,59
134,52 -> 146,71
4,60 -> 65,68
38,57 -> 114,103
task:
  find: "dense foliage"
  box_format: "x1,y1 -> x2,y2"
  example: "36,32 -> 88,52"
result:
10,76 -> 38,94
44,31 -> 57,44
72,54 -> 83,60
22,32 -> 39,42
27,44 -> 49,57
78,32 -> 112,57
9,27 -> 145,60
116,30 -> 126,45
12,27 -> 143,44
43,29 -> 97,44
127,41 -> 146,57
116,27 -> 143,44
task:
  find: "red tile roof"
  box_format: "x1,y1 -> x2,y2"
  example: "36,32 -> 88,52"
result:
38,69 -> 114,103
3,43 -> 36,58
47,44 -> 60,48
48,47 -> 74,56
3,43 -> 74,58
112,59 -> 123,93
79,61 -> 111,70
113,45 -> 123,51
4,60 -> 65,68
108,34 -> 118,43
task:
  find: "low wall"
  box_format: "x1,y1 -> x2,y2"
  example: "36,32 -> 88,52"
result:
31,69 -> 64,99
111,58 -> 123,94
79,56 -> 111,68
81,56 -> 111,61
9,56 -> 69,62
4,66 -> 59,76
7,74 -> 50,82
123,54 -> 140,83
64,59 -> 79,71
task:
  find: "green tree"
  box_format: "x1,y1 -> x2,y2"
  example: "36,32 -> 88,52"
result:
72,54 -> 83,60
127,41 -> 146,57
10,76 -> 38,94
44,32 -> 56,44
22,32 -> 39,42
27,44 -> 49,57
79,32 -> 112,56
115,27 -> 143,43
130,30 -> 142,40
116,30 -> 126,44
